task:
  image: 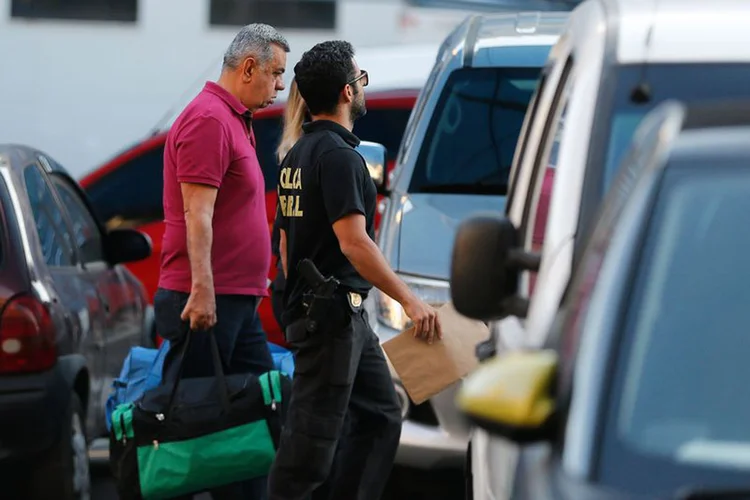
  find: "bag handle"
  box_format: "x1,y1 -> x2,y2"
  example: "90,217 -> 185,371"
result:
164,329 -> 231,423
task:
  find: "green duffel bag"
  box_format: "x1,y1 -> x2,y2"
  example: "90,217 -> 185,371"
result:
109,333 -> 290,499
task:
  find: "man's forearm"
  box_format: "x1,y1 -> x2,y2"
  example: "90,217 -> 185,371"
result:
341,237 -> 414,306
185,212 -> 214,290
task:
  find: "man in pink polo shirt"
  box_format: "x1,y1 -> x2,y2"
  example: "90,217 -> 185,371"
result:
153,23 -> 288,499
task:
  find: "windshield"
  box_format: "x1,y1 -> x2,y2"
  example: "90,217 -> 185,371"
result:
409,66 -> 541,195
599,162 -> 750,495
597,63 -> 750,193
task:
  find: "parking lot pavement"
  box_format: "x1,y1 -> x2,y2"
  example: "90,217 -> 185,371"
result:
91,439 -> 465,500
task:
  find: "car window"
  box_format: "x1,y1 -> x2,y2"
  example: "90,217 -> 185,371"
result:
398,58 -> 442,166
593,63 -> 750,198
52,177 -> 105,264
23,164 -> 75,267
353,107 -> 413,163
86,144 -> 165,230
600,163 -> 750,494
409,66 -> 541,195
522,57 -> 573,294
530,100 -> 566,252
252,116 -> 284,191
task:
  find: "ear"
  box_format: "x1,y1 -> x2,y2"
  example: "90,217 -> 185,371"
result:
241,56 -> 258,83
342,84 -> 354,104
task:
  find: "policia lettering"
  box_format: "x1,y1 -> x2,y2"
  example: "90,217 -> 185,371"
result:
278,166 -> 303,218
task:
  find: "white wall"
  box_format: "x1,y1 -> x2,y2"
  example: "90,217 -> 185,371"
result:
0,0 -> 409,178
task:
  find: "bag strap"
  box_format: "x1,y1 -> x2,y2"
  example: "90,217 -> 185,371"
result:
165,329 -> 231,423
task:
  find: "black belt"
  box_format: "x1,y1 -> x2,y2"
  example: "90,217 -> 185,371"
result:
282,290 -> 366,327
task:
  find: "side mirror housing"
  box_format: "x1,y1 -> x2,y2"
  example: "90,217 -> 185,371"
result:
106,228 -> 152,265
451,214 -> 539,321
356,141 -> 388,195
456,349 -> 558,444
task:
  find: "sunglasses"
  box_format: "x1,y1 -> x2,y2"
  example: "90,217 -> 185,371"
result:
347,69 -> 369,88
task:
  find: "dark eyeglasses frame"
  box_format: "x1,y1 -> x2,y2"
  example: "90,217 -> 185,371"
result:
347,70 -> 368,88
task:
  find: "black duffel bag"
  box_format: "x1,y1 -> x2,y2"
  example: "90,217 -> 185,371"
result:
109,331 -> 290,499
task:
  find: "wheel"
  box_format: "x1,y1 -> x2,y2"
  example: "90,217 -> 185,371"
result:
27,392 -> 91,500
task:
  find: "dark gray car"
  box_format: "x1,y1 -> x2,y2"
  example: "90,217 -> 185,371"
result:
0,144 -> 153,499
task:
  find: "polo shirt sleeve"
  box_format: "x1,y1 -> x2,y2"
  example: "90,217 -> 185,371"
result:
319,148 -> 368,225
174,114 -> 230,188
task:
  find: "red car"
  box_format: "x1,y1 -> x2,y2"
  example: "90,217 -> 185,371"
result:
79,89 -> 420,346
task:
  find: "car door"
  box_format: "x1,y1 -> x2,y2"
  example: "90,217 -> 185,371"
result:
48,172 -> 141,424
509,56 -> 575,349
22,161 -> 108,434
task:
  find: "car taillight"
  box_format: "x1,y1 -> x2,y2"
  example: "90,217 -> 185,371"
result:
0,295 -> 56,374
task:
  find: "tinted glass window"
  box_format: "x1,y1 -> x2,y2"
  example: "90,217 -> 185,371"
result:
85,145 -> 165,230
11,0 -> 137,22
409,67 -> 541,195
24,165 -> 75,267
353,108 -> 413,163
600,163 -> 750,494
53,178 -> 104,264
399,58 -> 442,167
253,117 -> 284,191
596,64 -> 750,193
210,0 -> 335,29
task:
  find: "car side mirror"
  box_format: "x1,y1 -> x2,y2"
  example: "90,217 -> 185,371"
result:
456,349 -> 558,444
356,141 -> 388,195
105,228 -> 152,265
450,214 -> 539,321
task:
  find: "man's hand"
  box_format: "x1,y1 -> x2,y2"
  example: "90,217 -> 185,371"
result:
181,284 -> 217,331
403,296 -> 442,344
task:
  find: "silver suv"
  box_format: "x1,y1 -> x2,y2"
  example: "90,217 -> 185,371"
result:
364,11 -> 567,470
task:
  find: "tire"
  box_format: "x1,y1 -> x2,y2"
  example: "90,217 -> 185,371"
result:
27,392 -> 91,500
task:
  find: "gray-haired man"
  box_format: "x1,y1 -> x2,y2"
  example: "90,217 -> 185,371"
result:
154,23 -> 288,499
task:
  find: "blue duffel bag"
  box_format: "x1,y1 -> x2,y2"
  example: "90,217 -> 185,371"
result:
105,340 -> 294,431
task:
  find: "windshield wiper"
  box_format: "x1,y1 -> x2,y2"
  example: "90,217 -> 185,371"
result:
676,487 -> 750,499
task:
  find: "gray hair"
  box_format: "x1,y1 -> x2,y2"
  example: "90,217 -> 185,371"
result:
223,23 -> 290,69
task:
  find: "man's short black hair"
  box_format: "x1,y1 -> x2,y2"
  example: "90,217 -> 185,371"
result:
294,40 -> 357,116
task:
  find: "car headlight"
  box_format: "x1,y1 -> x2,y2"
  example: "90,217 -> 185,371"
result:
376,274 -> 450,331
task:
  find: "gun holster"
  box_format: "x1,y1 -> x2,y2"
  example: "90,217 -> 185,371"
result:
298,259 -> 340,333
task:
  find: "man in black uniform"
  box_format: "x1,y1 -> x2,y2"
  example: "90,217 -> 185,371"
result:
268,41 -> 442,500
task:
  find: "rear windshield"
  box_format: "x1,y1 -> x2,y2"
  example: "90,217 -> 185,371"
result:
409,66 -> 541,195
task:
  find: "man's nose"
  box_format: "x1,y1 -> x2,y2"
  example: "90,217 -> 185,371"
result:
276,79 -> 286,91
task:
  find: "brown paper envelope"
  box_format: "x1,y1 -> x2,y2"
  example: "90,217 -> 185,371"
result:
382,302 -> 491,405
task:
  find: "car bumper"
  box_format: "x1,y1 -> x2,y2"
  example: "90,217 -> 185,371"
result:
366,299 -> 469,469
396,418 -> 467,469
0,364 -> 69,462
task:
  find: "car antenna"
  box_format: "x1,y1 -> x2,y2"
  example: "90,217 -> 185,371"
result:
630,0 -> 659,104
148,57 -> 222,137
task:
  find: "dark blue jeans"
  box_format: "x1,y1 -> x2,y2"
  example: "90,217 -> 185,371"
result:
154,288 -> 275,500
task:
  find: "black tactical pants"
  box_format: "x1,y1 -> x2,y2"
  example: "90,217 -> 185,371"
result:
268,295 -> 402,500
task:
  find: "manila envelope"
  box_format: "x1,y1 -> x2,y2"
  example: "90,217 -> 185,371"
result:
382,302 -> 491,405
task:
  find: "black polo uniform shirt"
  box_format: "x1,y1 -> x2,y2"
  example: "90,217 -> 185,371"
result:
277,120 -> 377,317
